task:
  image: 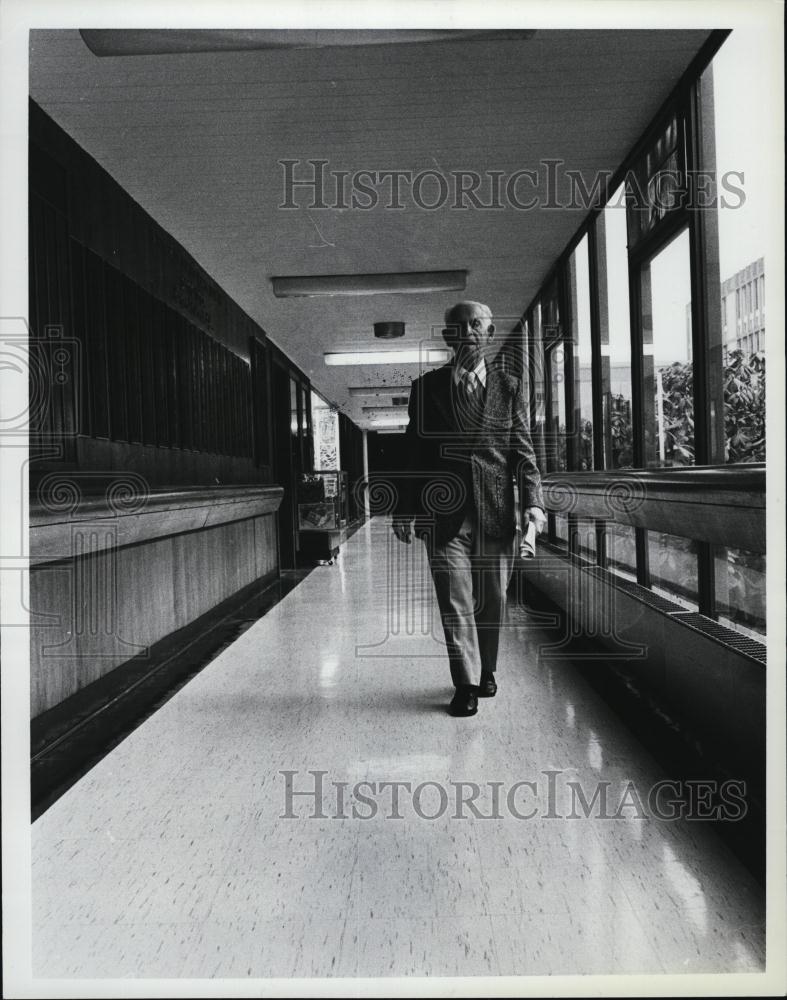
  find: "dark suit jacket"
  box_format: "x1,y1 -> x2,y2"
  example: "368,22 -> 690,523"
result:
394,359 -> 545,548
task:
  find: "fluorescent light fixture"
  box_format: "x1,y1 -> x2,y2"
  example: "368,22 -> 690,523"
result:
365,417 -> 409,429
81,30 -> 535,57
325,348 -> 449,366
362,406 -> 408,416
348,385 -> 411,396
273,270 -> 467,298
376,428 -> 407,435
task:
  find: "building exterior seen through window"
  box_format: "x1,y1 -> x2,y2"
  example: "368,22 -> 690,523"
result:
707,30 -> 767,636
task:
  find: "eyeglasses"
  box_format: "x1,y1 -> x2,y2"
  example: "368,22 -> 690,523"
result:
442,318 -> 487,336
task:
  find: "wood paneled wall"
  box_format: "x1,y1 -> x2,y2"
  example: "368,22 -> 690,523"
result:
28,101 -> 285,717
30,512 -> 278,717
67,241 -> 254,458
29,101 -> 270,487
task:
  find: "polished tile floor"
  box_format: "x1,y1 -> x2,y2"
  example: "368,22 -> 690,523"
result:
32,518 -> 765,978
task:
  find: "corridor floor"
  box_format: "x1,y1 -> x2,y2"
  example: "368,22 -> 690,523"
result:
32,518 -> 766,979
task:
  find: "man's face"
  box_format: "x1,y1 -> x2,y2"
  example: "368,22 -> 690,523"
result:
443,304 -> 495,366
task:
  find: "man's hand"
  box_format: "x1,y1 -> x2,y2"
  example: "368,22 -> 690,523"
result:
392,517 -> 413,544
524,506 -> 547,535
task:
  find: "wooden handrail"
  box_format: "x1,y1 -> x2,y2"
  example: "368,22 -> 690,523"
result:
540,464 -> 765,552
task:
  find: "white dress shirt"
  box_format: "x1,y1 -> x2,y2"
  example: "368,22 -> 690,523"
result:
453,356 -> 487,393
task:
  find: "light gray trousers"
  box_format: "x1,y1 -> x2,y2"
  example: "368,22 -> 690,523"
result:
425,509 -> 516,688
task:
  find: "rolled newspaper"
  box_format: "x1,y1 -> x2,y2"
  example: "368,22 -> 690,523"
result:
519,519 -> 537,559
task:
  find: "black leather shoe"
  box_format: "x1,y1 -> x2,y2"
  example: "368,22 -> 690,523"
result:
477,672 -> 497,698
448,685 -> 478,717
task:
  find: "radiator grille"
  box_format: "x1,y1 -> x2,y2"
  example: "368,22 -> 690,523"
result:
672,612 -> 767,665
586,567 -> 684,613
535,547 -> 766,663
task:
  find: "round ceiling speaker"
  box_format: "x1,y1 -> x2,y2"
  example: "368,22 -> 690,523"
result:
373,322 -> 405,339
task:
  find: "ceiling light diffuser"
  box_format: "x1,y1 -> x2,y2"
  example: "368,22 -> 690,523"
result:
325,349 -> 449,366
364,417 -> 409,429
348,385 -> 411,396
362,406 -> 409,416
80,29 -> 536,57
273,271 -> 467,298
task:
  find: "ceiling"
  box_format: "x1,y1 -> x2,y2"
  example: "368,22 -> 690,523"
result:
29,28 -> 713,430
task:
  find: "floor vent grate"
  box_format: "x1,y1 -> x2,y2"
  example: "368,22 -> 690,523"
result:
672,612 -> 766,665
586,567 -> 684,613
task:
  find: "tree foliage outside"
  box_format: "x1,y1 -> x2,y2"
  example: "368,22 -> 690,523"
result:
657,360 -> 695,465
602,349 -> 766,468
724,349 -> 766,463
609,397 -> 633,469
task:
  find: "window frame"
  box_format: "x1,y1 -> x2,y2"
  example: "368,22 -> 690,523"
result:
516,29 -> 733,616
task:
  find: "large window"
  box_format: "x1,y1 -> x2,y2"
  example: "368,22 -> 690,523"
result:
714,545 -> 766,638
553,514 -> 569,546
702,31 -> 768,633
546,340 -> 567,472
521,31 -> 767,642
606,522 -> 637,581
597,188 -> 633,470
648,531 -> 699,610
574,520 -> 596,563
706,32 -> 767,466
528,301 -> 548,474
569,234 -> 594,471
639,228 -> 694,468
541,278 -> 567,474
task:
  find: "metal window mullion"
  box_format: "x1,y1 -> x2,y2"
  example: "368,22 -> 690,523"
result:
595,520 -> 607,568
686,95 -> 710,467
687,69 -> 724,617
627,252 -> 646,471
544,340 -> 556,476
587,221 -> 608,569
635,526 -> 650,588
697,540 -> 716,618
627,193 -> 649,586
587,222 -> 605,472
542,338 -> 558,544
558,261 -> 578,472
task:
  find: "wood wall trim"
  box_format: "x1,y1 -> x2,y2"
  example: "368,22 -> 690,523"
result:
30,484 -> 284,564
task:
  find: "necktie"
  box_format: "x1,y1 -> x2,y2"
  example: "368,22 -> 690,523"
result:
457,369 -> 482,433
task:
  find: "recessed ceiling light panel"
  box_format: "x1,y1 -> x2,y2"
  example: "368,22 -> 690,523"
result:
325,348 -> 449,366
362,406 -> 410,416
348,385 -> 411,396
273,271 -> 467,298
80,29 -> 536,57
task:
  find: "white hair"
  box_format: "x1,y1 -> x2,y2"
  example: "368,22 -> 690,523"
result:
444,301 -> 493,325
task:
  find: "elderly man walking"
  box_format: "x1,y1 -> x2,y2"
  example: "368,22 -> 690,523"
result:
393,301 -> 546,717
